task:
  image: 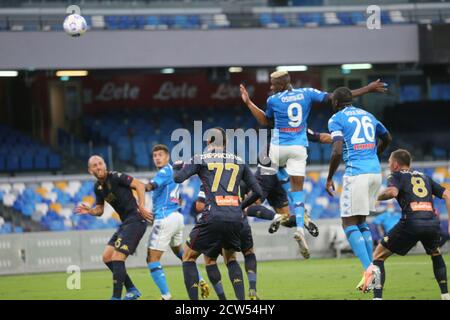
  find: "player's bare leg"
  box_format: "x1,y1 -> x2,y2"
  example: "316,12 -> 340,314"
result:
182,244 -> 202,300
243,247 -> 259,300
204,256 -> 226,300
290,175 -> 310,259
171,245 -> 209,299
223,249 -> 245,300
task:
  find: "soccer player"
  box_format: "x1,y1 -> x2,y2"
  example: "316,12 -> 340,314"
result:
173,127 -> 263,300
196,182 -> 259,300
371,149 -> 450,300
325,87 -> 392,291
144,144 -> 209,300
240,74 -> 387,258
75,155 -> 152,300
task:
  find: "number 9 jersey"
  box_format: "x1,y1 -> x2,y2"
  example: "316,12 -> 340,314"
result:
328,105 -> 389,176
265,88 -> 327,147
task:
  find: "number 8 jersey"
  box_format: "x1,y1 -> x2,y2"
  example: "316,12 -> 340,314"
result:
388,169 -> 445,220
328,105 -> 389,176
265,88 -> 328,147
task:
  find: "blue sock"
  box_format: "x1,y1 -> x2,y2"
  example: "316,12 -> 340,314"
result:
344,225 -> 371,270
358,223 -> 373,262
290,191 -> 305,230
148,262 -> 170,296
176,249 -> 203,281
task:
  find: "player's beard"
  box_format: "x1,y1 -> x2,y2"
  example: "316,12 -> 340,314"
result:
95,168 -> 106,180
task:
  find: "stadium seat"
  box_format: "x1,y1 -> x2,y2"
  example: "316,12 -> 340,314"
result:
20,154 -> 34,170
6,155 -> 20,172
48,154 -> 61,170
34,154 -> 48,170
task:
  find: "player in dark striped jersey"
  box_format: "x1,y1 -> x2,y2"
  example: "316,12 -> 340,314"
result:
371,149 -> 450,300
173,127 -> 262,300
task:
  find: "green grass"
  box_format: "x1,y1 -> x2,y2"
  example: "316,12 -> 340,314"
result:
0,254 -> 447,300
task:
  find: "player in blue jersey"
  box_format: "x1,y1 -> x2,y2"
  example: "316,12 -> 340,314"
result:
144,144 -> 209,300
325,87 -> 392,292
240,72 -> 387,258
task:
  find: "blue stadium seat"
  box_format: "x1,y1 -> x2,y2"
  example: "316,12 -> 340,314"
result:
34,154 -> 48,170
400,85 -> 422,102
0,155 -> 5,171
20,154 -> 34,170
6,155 -> 20,172
298,13 -> 324,26
48,154 -> 61,170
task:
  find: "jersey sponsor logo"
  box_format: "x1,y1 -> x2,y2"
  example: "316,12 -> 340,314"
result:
215,196 -> 239,206
279,127 -> 302,132
353,143 -> 376,150
383,236 -> 389,243
410,202 -> 433,212
120,244 -> 129,252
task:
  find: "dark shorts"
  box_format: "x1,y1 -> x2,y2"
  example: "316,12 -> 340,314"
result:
187,218 -> 243,257
257,173 -> 289,209
381,219 -> 442,256
107,220 -> 147,255
206,218 -> 254,259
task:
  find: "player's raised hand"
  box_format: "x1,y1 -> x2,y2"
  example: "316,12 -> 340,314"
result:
240,84 -> 251,105
367,79 -> 388,93
75,203 -> 91,215
325,179 -> 335,197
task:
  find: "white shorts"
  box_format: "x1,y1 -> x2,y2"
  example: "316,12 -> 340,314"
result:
269,144 -> 307,177
148,211 -> 184,251
340,173 -> 382,218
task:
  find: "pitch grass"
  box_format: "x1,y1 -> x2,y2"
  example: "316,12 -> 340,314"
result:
0,254 -> 448,300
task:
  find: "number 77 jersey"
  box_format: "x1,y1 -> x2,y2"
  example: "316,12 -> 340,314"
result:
328,105 -> 389,176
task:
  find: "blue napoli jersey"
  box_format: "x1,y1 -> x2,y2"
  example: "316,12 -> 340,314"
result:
151,164 -> 180,219
265,88 -> 327,146
328,106 -> 389,176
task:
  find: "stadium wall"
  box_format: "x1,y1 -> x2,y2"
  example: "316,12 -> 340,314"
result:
0,25 -> 418,69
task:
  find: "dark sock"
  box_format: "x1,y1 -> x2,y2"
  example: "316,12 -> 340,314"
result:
373,259 -> 385,299
112,261 -> 126,299
105,261 -> 135,290
206,264 -> 226,300
246,205 -> 275,220
282,215 -> 297,228
227,260 -> 245,300
432,255 -> 448,294
182,261 -> 199,300
244,253 -> 257,291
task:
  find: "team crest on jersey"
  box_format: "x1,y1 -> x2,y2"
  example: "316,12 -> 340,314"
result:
383,236 -> 389,243
120,244 -> 129,252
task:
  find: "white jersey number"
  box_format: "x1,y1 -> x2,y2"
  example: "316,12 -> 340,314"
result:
287,103 -> 303,127
348,116 -> 375,144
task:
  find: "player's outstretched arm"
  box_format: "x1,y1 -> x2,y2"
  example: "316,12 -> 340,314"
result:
325,79 -> 388,102
173,159 -> 200,184
75,203 -> 104,217
326,140 -> 343,196
377,186 -> 399,201
307,128 -> 332,144
240,84 -> 271,127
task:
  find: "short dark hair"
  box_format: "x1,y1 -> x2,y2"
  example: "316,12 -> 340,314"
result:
152,144 -> 169,154
391,149 -> 411,167
208,127 -> 227,148
333,87 -> 353,107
